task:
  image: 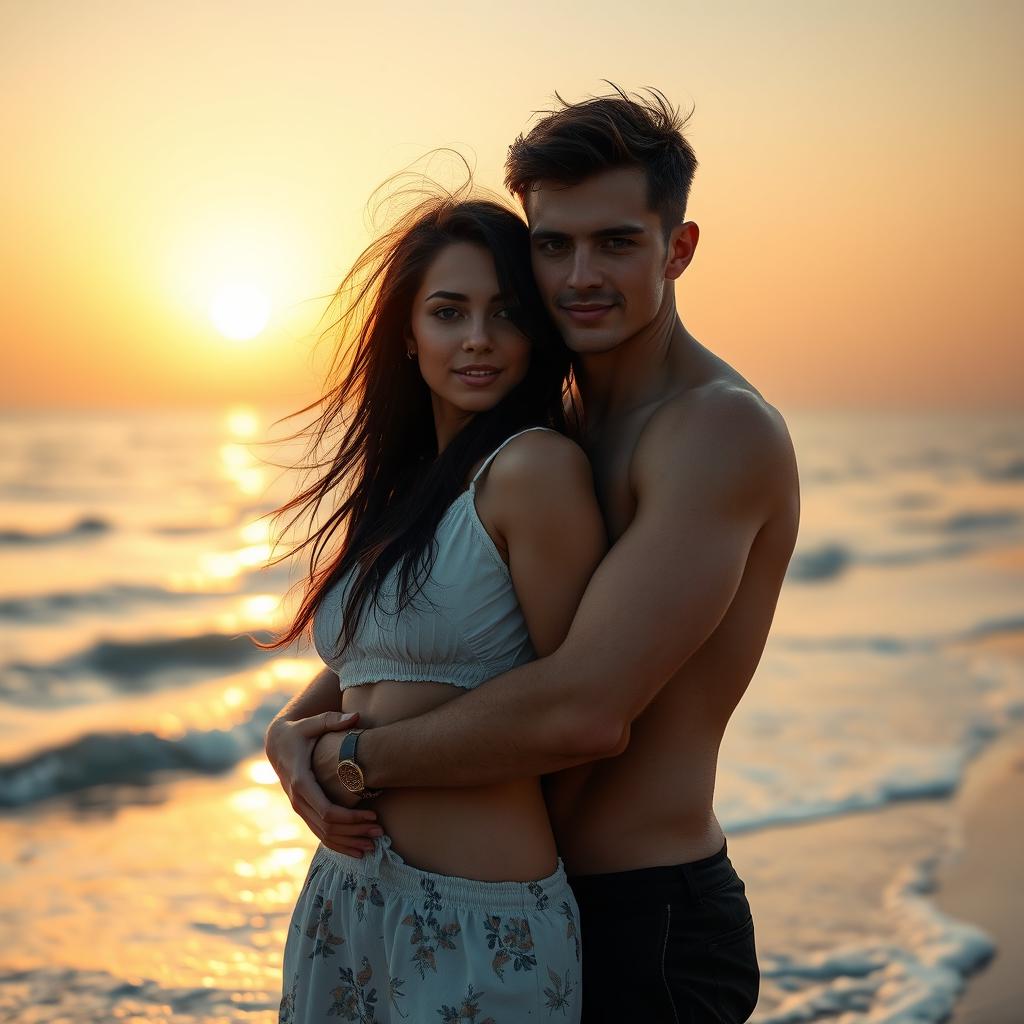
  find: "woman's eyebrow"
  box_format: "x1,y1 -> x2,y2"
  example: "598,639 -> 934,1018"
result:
424,291 -> 505,303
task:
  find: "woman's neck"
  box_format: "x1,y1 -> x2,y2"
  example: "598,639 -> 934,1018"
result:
431,396 -> 475,453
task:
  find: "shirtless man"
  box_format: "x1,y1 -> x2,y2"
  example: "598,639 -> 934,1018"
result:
267,86 -> 799,1022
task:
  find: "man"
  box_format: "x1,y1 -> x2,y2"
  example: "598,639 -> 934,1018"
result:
267,85 -> 799,1022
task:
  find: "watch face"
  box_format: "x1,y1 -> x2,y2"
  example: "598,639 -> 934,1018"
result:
337,759 -> 365,792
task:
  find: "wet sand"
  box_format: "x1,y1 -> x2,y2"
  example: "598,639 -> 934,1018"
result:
935,737 -> 1024,1023
723,725 -> 1024,1021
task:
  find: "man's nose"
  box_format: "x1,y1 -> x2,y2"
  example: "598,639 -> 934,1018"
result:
566,247 -> 602,291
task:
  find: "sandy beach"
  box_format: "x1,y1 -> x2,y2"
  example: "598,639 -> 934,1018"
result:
936,735 -> 1024,1023
725,729 -> 1024,1020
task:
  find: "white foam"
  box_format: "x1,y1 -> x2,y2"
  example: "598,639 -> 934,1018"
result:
755,858 -> 994,1023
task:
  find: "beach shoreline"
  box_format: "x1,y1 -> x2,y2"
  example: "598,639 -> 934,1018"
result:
935,733 -> 1024,1023
723,715 -> 1024,1022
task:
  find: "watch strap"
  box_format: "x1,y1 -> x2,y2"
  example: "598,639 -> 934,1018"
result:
338,728 -> 362,764
336,728 -> 381,800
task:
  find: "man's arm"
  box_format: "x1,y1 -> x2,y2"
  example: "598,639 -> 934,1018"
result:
352,388 -> 793,788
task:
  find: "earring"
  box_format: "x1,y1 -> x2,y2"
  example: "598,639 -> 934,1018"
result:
406,350 -> 416,360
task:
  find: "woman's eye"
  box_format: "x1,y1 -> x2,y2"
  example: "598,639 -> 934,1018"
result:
433,307 -> 461,321
494,307 -> 512,320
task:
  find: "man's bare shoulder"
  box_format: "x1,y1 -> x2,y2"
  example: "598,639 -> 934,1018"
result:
633,382 -> 797,512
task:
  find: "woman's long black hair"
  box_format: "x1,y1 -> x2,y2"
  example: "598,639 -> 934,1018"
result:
256,175 -> 575,656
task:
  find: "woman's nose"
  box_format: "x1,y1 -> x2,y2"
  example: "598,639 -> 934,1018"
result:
462,318 -> 494,351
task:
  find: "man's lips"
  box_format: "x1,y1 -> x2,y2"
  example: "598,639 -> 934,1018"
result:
560,302 -> 617,324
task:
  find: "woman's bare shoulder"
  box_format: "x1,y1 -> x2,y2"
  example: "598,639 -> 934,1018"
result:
485,429 -> 594,496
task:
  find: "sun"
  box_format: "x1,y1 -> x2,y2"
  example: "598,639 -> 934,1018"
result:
208,283 -> 272,341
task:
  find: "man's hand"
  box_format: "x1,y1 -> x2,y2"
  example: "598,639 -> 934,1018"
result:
264,711 -> 382,857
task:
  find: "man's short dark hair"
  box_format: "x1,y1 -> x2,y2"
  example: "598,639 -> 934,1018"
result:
505,84 -> 698,238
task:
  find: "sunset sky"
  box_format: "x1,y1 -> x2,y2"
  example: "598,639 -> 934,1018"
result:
2,1 -> 1020,411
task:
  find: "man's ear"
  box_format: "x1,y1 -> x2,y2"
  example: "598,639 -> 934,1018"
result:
664,221 -> 699,281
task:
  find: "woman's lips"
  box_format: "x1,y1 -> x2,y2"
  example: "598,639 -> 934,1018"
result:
453,366 -> 501,387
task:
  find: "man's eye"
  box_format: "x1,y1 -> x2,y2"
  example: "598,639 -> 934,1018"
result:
604,238 -> 635,250
433,307 -> 461,321
538,240 -> 568,254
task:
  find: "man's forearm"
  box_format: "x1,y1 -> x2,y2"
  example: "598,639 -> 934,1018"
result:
268,664 -> 341,733
359,651 -> 619,789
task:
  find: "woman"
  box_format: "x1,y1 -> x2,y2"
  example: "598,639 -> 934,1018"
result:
263,183 -> 606,1023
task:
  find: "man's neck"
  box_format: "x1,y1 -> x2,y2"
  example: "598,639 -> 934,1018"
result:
576,294 -> 697,426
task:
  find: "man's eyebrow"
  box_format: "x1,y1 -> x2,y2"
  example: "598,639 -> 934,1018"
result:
593,224 -> 647,238
424,291 -> 505,303
530,224 -> 647,240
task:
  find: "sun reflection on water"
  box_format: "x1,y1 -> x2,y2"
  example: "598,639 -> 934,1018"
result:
0,755 -> 321,1012
240,519 -> 270,544
225,407 -> 260,439
239,594 -> 280,624
247,759 -> 280,785
219,441 -> 265,496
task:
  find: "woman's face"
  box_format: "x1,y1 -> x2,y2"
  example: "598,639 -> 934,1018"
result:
408,242 -> 531,435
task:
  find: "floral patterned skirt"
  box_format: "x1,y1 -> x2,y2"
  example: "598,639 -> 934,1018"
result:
279,833 -> 581,1023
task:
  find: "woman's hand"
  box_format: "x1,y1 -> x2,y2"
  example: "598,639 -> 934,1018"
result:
264,711 -> 383,857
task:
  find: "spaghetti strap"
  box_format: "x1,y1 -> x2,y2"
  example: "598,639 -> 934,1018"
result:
470,426 -> 560,485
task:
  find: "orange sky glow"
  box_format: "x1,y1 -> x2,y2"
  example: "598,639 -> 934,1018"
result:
2,1 -> 1020,412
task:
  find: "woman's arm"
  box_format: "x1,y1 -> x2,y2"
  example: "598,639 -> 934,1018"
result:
265,664 -> 383,855
267,663 -> 342,730
480,430 -> 608,658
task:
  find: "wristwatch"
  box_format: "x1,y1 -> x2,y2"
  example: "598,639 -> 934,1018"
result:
336,729 -> 382,801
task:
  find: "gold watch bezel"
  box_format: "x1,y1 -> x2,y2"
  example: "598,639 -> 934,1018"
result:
336,757 -> 366,793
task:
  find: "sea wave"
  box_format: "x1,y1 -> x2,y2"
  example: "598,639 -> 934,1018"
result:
0,964 -> 263,1024
965,614 -> 1024,642
0,696 -> 281,808
938,509 -> 1021,533
0,583 -> 198,621
149,522 -> 224,536
786,539 -> 978,584
0,562 -> 292,622
0,629 -> 277,704
0,516 -> 112,546
758,857 -> 994,1024
981,457 -> 1024,482
776,611 -> 1024,654
786,543 -> 851,582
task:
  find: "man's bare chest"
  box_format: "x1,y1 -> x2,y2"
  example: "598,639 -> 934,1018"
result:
588,431 -> 642,541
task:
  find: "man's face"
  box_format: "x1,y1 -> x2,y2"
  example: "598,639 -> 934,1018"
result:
525,166 -> 681,354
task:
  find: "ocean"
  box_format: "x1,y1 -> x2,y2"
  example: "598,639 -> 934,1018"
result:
1,407 -> 1021,1023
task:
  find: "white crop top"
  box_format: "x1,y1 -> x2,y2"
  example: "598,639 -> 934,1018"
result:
312,427 -> 556,690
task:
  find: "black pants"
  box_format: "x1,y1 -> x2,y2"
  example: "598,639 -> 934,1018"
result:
568,841 -> 759,1023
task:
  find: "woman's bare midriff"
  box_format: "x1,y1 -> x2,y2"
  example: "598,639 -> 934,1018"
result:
342,678 -> 559,882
